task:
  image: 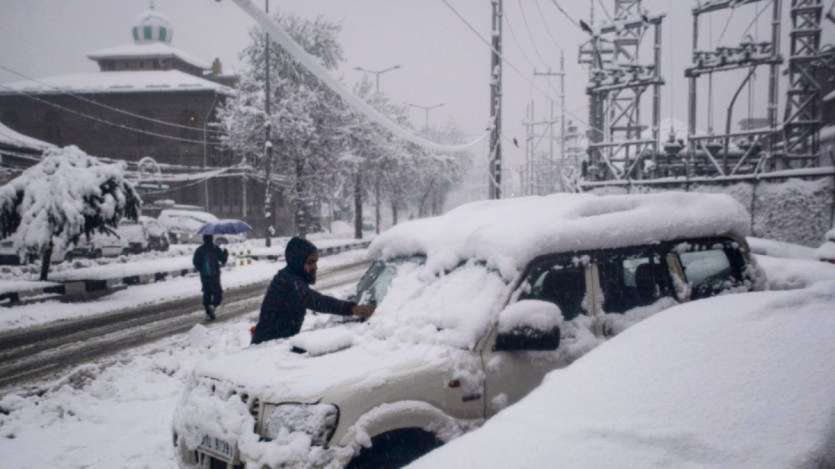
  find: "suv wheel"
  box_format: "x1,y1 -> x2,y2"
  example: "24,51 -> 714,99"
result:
346,428 -> 443,469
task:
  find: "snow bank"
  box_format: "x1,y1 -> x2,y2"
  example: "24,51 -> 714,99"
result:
371,192 -> 749,280
754,254 -> 835,290
412,282 -> 835,468
746,236 -> 818,260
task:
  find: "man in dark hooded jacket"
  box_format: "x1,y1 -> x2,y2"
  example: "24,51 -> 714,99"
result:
192,234 -> 229,320
251,237 -> 374,344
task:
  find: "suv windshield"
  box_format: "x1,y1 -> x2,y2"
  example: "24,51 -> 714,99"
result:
355,255 -> 425,306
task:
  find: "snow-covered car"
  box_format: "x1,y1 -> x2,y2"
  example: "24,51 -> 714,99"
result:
68,231 -> 126,259
116,216 -> 170,254
172,192 -> 764,469
815,227 -> 835,264
412,281 -> 835,468
158,209 -> 219,244
0,239 -> 66,265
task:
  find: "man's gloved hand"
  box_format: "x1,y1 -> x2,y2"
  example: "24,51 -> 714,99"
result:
351,304 -> 375,319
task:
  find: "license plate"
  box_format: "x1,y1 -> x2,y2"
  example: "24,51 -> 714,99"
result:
198,435 -> 236,462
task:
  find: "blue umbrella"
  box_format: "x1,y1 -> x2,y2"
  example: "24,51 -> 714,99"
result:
197,219 -> 253,236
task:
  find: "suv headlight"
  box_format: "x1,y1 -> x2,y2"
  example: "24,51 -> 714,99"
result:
259,403 -> 339,446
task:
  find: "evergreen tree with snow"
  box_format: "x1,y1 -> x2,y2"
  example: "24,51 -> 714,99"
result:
0,146 -> 141,280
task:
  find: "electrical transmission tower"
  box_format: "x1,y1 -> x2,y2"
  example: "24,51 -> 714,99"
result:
685,0 -> 783,177
579,0 -> 665,181
783,0 -> 835,168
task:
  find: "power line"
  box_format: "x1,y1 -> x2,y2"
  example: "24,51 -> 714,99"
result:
0,64 -> 228,136
439,0 -> 604,139
503,10 -> 539,72
547,0 -> 584,32
0,83 -> 228,147
533,0 -> 565,51
517,0 -> 550,67
716,3 -> 737,45
741,0 -> 772,39
596,0 -> 614,23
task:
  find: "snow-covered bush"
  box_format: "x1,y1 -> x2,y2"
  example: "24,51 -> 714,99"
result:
0,146 -> 140,279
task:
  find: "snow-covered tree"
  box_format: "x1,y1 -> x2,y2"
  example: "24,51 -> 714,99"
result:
218,12 -> 347,237
0,146 -> 140,280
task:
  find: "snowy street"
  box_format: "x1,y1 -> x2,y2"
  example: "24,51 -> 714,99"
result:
0,246 -> 369,468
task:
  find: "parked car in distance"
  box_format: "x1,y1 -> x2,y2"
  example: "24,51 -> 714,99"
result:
68,231 -> 126,259
172,192 -> 764,469
116,216 -> 170,254
0,239 -> 66,265
815,227 -> 835,264
158,209 -> 220,244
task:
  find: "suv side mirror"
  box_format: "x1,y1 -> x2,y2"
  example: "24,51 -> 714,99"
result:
495,325 -> 560,351
494,299 -> 563,352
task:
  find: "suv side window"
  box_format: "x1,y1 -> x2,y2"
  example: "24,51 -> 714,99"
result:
596,250 -> 672,314
520,259 -> 588,321
675,239 -> 745,300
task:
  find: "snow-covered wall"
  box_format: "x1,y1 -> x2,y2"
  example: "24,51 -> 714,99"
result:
590,177 -> 835,247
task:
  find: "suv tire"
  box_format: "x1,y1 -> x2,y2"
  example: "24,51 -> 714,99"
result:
346,428 -> 443,469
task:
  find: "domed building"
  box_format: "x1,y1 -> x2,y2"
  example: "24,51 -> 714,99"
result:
0,6 -> 284,232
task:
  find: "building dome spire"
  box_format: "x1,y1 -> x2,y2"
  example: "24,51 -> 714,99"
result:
131,2 -> 173,45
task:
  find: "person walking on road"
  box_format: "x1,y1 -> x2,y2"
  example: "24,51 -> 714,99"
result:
251,236 -> 374,344
192,234 -> 229,321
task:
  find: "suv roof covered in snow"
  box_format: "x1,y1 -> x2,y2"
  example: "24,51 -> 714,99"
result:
370,192 -> 750,277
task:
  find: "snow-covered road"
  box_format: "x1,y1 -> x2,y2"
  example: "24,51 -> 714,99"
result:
0,279 -> 359,469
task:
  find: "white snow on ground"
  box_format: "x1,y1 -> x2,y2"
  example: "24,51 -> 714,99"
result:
746,236 -> 818,260
754,254 -> 835,290
412,281 -> 835,469
0,247 -> 368,332
0,279 -> 358,469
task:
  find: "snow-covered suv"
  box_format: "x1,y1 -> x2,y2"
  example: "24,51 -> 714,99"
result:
172,192 -> 763,469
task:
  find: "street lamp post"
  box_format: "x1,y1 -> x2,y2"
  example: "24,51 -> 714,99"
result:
407,102 -> 445,129
352,64 -> 402,235
353,64 -> 402,94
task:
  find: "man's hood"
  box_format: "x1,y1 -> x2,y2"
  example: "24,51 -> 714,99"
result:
192,330 -> 464,403
284,237 -> 317,282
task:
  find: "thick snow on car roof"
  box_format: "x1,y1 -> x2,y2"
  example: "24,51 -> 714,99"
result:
371,191 -> 750,278
412,281 -> 835,468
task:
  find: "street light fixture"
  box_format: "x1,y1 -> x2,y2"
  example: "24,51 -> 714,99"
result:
407,102 -> 445,129
352,64 -> 402,94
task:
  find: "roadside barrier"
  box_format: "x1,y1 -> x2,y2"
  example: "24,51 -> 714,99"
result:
0,240 -> 370,305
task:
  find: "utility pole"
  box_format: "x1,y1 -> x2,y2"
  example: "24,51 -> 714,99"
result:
488,0 -> 503,199
263,0 -> 273,246
533,50 -> 565,192
407,102 -> 445,129
353,64 -> 402,234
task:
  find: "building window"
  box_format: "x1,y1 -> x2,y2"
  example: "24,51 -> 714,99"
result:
43,111 -> 63,145
159,27 -> 167,42
144,26 -> 153,40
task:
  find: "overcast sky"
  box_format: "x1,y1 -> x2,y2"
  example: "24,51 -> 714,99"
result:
1,0 -> 833,171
